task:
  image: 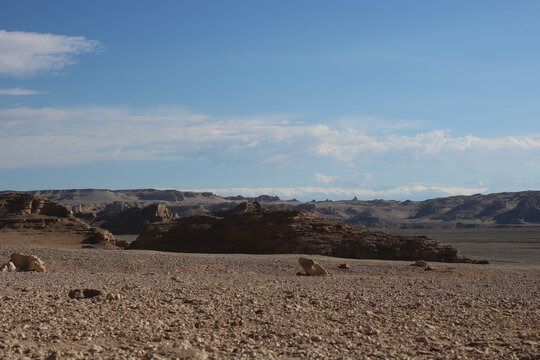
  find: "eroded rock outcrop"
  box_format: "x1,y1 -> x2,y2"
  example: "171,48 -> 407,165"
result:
130,202 -> 480,263
0,193 -> 126,249
94,203 -> 178,234
495,196 -> 540,224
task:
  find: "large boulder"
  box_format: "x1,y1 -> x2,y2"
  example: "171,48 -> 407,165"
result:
129,202 -> 479,263
9,253 -> 46,272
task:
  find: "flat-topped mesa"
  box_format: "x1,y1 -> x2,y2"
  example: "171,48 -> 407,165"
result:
130,202 -> 481,263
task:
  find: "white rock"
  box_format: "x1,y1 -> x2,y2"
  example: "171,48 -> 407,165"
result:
1,262 -> 17,272
298,258 -> 329,276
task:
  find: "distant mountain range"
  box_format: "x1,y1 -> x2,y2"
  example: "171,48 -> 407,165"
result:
2,189 -> 540,231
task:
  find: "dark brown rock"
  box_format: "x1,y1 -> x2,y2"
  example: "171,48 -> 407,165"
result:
94,203 -> 178,234
129,202 -> 476,263
68,288 -> 102,299
495,196 -> 540,224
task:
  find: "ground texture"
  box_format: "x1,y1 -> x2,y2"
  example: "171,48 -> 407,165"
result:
0,245 -> 538,359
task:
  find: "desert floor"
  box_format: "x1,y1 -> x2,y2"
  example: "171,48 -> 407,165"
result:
0,233 -> 539,359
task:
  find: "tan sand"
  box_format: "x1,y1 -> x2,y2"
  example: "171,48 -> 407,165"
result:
0,238 -> 538,359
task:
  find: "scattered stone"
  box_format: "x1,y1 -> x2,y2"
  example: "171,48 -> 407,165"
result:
310,335 -> 323,342
106,293 -> 122,301
298,258 -> 329,276
45,351 -> 59,360
415,336 -> 429,343
424,265 -> 434,271
411,260 -> 428,267
345,292 -> 355,300
364,327 -> 379,336
68,289 -> 103,299
90,345 -> 104,353
338,263 -> 350,269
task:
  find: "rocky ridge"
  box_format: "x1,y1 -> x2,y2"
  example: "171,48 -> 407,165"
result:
130,202 -> 482,263
6,189 -> 540,231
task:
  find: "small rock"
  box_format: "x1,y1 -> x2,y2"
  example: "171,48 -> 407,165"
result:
415,336 -> 429,343
345,292 -> 355,300
45,351 -> 59,360
338,263 -> 350,269
89,345 -> 103,353
68,289 -> 102,299
424,265 -> 433,271
106,293 -> 122,301
364,327 -> 379,336
298,258 -> 329,276
1,261 -> 16,272
411,260 -> 428,267
310,335 -> 323,342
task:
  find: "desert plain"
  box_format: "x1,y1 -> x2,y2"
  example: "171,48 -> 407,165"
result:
0,227 -> 539,360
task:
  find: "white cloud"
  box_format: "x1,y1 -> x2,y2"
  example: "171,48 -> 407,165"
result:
0,87 -> 47,95
0,30 -> 101,76
314,173 -> 338,184
1,106 -> 540,170
363,173 -> 374,181
198,185 -> 488,200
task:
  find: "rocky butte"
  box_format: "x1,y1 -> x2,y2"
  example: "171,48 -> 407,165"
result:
130,202 -> 485,263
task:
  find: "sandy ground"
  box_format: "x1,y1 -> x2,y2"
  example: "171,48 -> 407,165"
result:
0,236 -> 539,359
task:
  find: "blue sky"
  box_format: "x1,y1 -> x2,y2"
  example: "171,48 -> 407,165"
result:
1,1 -> 540,200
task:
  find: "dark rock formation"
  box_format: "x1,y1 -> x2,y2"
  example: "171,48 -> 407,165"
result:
95,203 -> 178,234
7,188 -> 540,228
0,193 -> 126,248
476,200 -> 507,218
129,202 -> 481,263
411,201 -> 443,219
495,196 -> 540,224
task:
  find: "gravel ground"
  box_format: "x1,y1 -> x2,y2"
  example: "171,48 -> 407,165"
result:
0,245 -> 538,359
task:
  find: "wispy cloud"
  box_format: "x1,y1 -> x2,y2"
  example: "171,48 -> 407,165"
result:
0,30 -> 101,76
1,106 -> 540,169
314,172 -> 338,184
0,87 -> 47,95
198,185 -> 488,200
0,107 -> 540,170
